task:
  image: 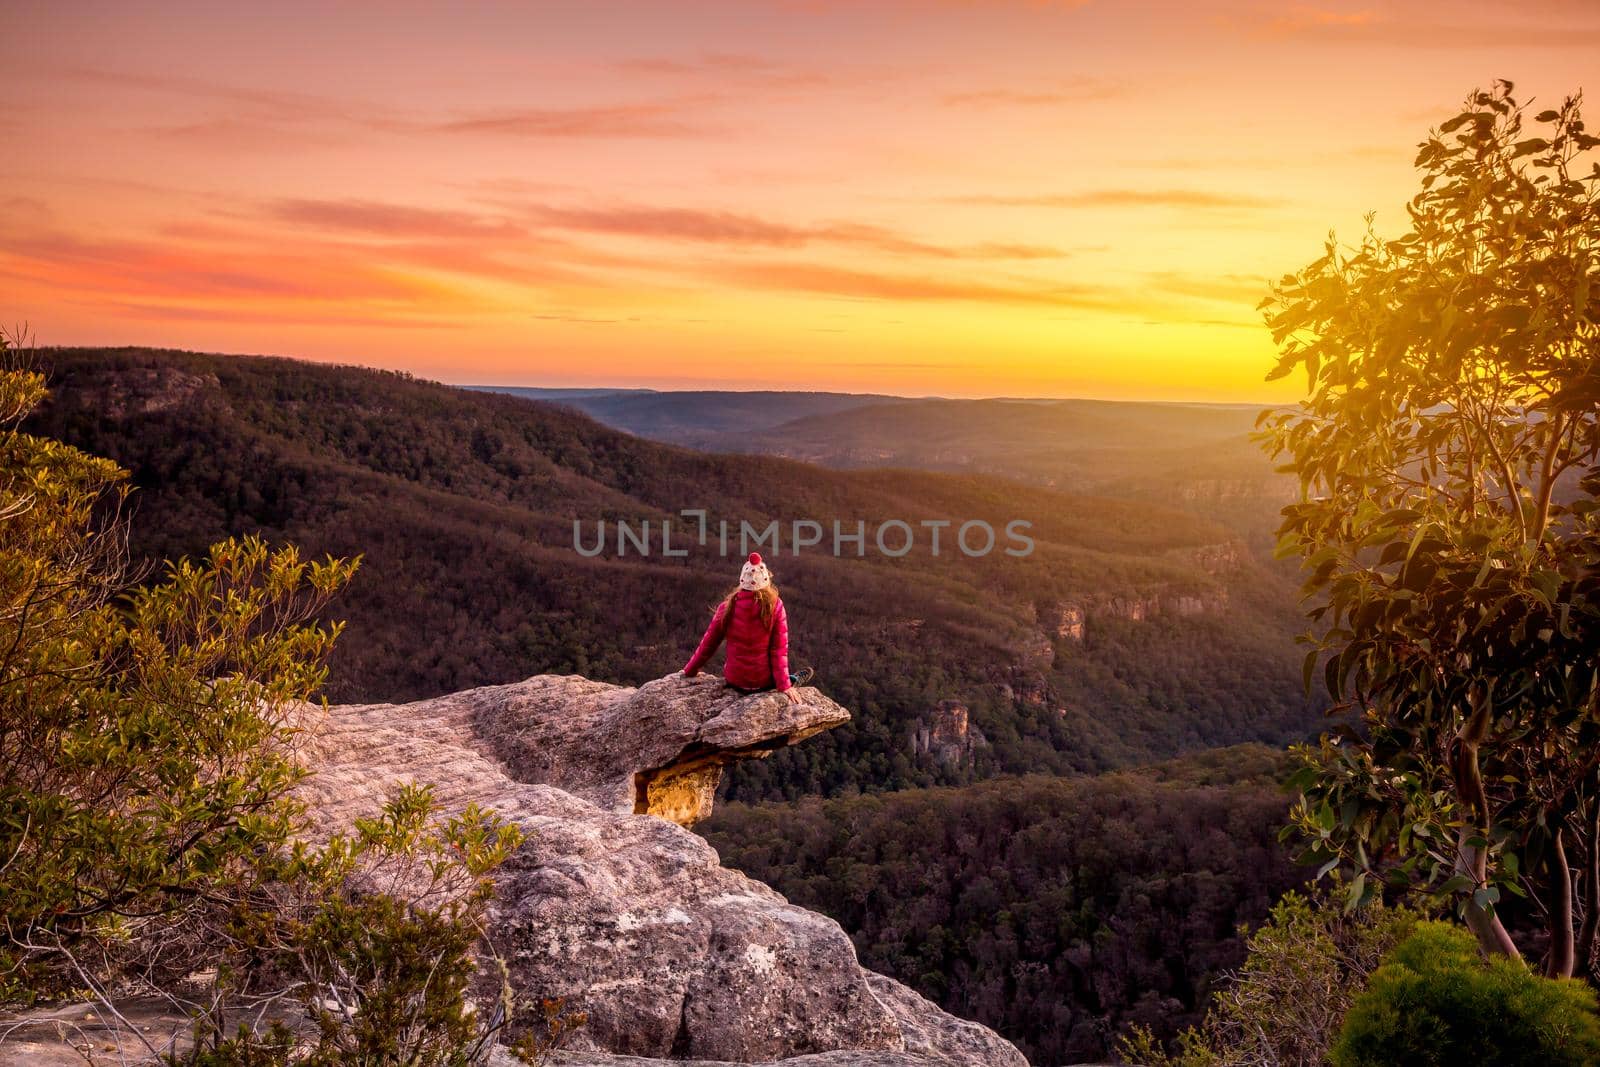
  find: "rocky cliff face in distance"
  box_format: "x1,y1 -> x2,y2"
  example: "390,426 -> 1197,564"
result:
1037,539 -> 1245,646
299,674 -> 1029,1067
909,701 -> 988,768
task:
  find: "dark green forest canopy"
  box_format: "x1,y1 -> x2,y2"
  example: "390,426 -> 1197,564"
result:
31,347 -> 1324,798
703,746 -> 1304,1065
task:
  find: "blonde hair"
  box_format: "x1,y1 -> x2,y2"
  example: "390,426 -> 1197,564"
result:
720,583 -> 780,627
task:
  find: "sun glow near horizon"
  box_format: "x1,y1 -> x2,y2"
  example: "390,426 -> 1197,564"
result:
3,0 -> 1596,401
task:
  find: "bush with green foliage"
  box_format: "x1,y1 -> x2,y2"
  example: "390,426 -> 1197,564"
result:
0,333 -> 573,1062
1119,891 -> 1422,1067
0,331 -> 356,999
173,784 -> 581,1066
1331,921 -> 1600,1067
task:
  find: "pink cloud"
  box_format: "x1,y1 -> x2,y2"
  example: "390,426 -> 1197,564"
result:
268,199 -> 526,240
432,102 -> 717,139
705,260 -> 1111,307
518,203 -> 1068,259
946,189 -> 1283,209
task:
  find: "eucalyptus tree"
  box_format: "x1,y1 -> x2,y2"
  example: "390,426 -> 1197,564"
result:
1261,81 -> 1600,974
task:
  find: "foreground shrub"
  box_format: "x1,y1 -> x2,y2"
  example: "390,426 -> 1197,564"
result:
174,784 -> 581,1066
0,332 -> 576,1061
1331,922 -> 1600,1067
1120,891 -> 1421,1067
0,333 -> 358,998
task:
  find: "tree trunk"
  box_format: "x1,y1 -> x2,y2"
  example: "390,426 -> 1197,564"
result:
1549,822 -> 1576,978
1454,700 -> 1522,960
1577,802 -> 1600,979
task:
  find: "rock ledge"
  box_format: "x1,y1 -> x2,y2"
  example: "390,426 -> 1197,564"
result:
300,674 -> 1029,1067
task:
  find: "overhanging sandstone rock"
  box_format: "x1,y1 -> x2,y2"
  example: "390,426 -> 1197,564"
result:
295,674 -> 1028,1067
318,673 -> 847,827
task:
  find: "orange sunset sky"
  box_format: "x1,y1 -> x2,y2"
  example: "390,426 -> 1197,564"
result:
3,1 -> 1597,400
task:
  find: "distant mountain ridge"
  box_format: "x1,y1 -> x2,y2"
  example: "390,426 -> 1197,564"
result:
473,386 -> 1291,541
476,386 -> 914,444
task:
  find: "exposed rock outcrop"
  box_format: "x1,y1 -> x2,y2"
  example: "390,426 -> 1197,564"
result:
1037,540 -> 1245,649
1041,585 -> 1233,647
75,364 -> 226,419
1173,539 -> 1246,575
910,701 -> 988,768
319,673 -> 846,828
1042,602 -> 1086,641
298,674 -> 1028,1067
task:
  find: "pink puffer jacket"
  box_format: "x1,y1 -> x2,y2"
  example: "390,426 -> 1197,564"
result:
683,590 -> 791,692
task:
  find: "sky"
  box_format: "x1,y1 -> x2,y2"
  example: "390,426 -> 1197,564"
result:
2,1 -> 1597,400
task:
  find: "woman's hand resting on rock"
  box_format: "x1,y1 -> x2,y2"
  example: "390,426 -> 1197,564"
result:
785,689 -> 801,705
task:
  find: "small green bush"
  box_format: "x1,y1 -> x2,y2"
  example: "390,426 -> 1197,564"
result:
170,784 -> 583,1066
1119,890 -> 1421,1067
1331,921 -> 1600,1067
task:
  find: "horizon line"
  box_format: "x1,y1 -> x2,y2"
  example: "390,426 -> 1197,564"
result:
32,343 -> 1280,408
461,383 -> 1269,408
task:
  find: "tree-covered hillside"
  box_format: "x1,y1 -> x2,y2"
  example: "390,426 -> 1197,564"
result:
477,386 -> 909,443
704,746 -> 1305,1065
511,389 -> 1296,545
31,347 -> 1323,799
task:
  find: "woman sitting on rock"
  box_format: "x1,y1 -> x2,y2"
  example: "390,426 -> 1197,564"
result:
682,553 -> 813,703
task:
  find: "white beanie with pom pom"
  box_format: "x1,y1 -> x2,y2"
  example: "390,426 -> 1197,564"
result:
738,552 -> 772,591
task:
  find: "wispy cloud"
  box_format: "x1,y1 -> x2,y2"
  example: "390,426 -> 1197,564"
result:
430,101 -> 718,139
1266,5 -> 1384,33
615,52 -> 826,89
705,260 -> 1112,307
1238,3 -> 1600,47
54,66 -> 723,143
61,67 -> 360,123
4,230 -> 449,303
517,203 -> 1067,259
784,0 -> 1091,10
150,117 -> 348,151
161,207 -> 600,288
943,77 -> 1124,107
527,204 -> 803,244
1144,270 -> 1269,304
267,199 -> 526,240
815,222 -> 1064,260
946,189 -> 1284,210
532,312 -> 632,325
89,300 -> 462,330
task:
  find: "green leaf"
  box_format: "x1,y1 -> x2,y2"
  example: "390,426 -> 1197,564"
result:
1346,871 -> 1368,911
